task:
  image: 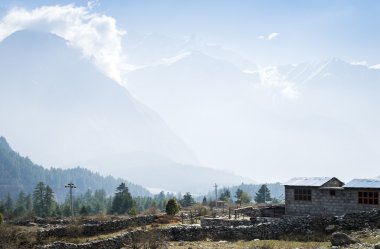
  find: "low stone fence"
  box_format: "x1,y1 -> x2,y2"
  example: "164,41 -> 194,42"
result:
38,209 -> 380,249
37,215 -> 158,241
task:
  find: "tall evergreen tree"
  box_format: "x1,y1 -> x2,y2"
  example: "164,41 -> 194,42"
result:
180,192 -> 195,207
254,184 -> 272,204
14,191 -> 26,216
4,193 -> 13,216
32,182 -> 57,217
219,189 -> 231,202
111,183 -> 134,214
44,185 -> 55,216
33,182 -> 46,217
202,196 -> 207,205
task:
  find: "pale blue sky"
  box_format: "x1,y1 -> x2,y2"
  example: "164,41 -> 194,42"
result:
1,0 -> 380,65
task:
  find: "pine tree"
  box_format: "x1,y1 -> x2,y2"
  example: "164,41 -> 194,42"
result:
254,184 -> 272,204
219,189 -> 231,202
33,182 -> 46,217
4,193 -> 13,215
32,182 -> 56,217
180,192 -> 195,207
202,196 -> 207,206
235,188 -> 244,205
14,191 -> 26,216
44,185 -> 55,216
111,183 -> 134,214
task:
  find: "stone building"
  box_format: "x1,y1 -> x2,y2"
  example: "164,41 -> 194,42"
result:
284,177 -> 380,216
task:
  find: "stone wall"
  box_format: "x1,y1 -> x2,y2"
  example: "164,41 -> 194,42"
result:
38,210 -> 380,249
37,215 -> 157,241
285,187 -> 380,216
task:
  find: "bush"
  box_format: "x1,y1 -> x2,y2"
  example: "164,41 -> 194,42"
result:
129,207 -> 137,216
165,198 -> 180,215
0,213 -> 3,224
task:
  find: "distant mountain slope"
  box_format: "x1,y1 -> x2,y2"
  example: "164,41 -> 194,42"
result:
0,30 -> 197,169
127,49 -> 380,182
0,136 -> 150,201
83,152 -> 256,195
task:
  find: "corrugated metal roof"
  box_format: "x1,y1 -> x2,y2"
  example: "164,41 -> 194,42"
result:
344,179 -> 380,188
283,177 -> 334,187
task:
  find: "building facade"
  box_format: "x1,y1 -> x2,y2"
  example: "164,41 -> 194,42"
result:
284,177 -> 380,216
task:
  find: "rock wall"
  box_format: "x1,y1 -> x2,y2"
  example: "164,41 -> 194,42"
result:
38,210 -> 380,249
37,215 -> 157,241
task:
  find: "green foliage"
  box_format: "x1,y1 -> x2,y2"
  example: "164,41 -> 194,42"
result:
62,188 -> 110,217
235,188 -> 251,205
165,198 -> 180,215
134,191 -> 175,213
79,206 -> 89,216
180,192 -> 195,207
219,188 -> 231,202
129,207 -> 137,216
0,212 -> 3,224
111,183 -> 134,214
254,184 -> 272,203
202,196 -> 207,205
4,193 -> 13,215
0,136 -> 150,202
32,182 -> 57,217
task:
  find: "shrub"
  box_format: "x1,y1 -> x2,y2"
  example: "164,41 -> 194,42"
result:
165,198 -> 180,215
129,207 -> 137,216
0,212 -> 3,224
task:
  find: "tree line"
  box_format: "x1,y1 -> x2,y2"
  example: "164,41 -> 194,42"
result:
0,182 -> 275,220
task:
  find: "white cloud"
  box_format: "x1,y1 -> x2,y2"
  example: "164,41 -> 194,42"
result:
370,64 -> 380,70
258,66 -> 300,99
258,32 -> 279,41
0,4 -> 132,85
267,32 -> 279,40
350,60 -> 368,66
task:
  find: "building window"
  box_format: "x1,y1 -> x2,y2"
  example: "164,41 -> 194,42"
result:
358,191 -> 379,205
294,189 -> 312,201
330,190 -> 336,196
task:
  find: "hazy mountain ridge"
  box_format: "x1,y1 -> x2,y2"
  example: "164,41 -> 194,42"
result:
124,33 -> 380,181
82,151 -> 256,195
0,30 -> 197,169
0,136 -> 150,201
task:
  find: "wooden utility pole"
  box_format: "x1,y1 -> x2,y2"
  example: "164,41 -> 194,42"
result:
65,182 -> 76,217
214,183 -> 218,203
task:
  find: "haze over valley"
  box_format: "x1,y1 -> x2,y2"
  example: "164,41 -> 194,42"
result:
0,1 -> 380,192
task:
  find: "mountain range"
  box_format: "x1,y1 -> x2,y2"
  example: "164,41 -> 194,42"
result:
124,32 -> 380,181
0,30 -> 197,168
0,30 -> 255,193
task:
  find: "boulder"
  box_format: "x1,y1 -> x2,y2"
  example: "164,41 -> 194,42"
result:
374,243 -> 380,249
331,232 -> 359,246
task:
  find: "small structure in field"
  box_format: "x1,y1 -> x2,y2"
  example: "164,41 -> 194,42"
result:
284,177 -> 380,216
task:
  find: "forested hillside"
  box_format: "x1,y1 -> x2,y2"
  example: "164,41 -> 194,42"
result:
0,136 -> 150,201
